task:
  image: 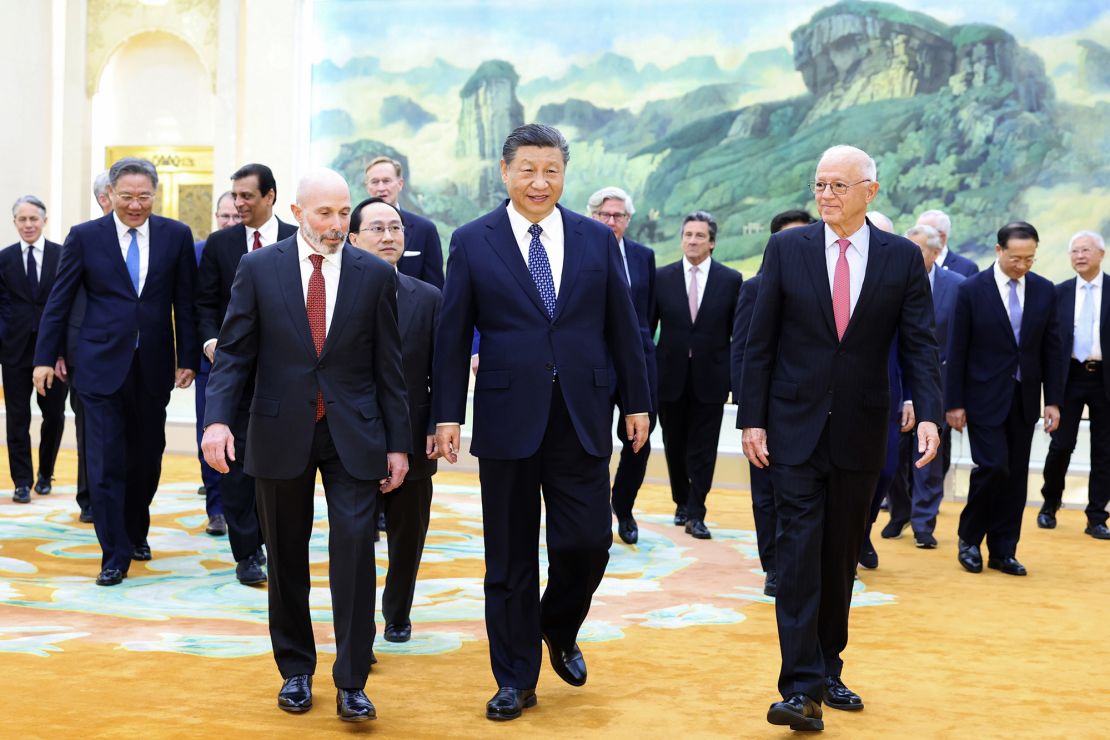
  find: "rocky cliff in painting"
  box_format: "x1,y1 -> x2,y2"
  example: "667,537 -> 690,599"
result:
456,60 -> 525,160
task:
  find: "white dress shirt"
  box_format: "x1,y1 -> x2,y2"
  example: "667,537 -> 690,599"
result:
993,260 -> 1024,312
113,212 -> 149,294
296,231 -> 341,334
936,245 -> 950,269
682,255 -> 711,309
247,214 -> 279,251
20,236 -> 44,280
1073,272 -> 1103,361
506,202 -> 563,296
824,222 -> 869,314
927,262 -> 936,293
617,238 -> 631,286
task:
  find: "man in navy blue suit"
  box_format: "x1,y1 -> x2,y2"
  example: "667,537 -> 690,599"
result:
587,185 -> 656,545
740,146 -> 942,732
33,157 -> 199,586
363,156 -> 444,288
917,209 -> 979,278
433,124 -> 650,721
947,221 -> 1064,577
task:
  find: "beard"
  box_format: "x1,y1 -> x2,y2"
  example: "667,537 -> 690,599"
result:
300,223 -> 345,255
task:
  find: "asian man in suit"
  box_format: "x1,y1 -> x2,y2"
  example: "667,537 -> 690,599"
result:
433,124 -> 650,721
364,156 -> 444,288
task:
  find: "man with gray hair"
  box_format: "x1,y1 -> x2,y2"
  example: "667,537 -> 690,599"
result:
1,196 -> 68,503
588,186 -> 657,545
92,171 -> 112,215
1038,230 -> 1110,539
916,209 -> 978,277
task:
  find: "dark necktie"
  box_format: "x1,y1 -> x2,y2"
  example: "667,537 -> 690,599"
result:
26,246 -> 38,297
252,230 -> 262,251
527,224 -> 556,319
307,254 -> 327,421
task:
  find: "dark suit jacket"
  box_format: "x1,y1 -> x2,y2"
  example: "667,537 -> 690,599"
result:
433,202 -> 650,459
731,272 -> 761,425
738,220 -> 942,471
611,237 -> 657,406
398,210 -> 444,289
397,272 -> 442,480
1055,273 -> 1110,397
652,258 -> 742,405
34,214 -> 199,396
0,240 -> 60,367
945,268 -> 1064,426
203,237 -> 411,480
931,266 -> 965,367
941,249 -> 979,277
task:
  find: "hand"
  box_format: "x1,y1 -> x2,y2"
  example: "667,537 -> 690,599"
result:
380,452 -> 409,493
435,424 -> 461,464
742,427 -> 770,468
915,421 -> 940,468
625,415 -> 650,453
1043,404 -> 1060,434
470,354 -> 479,376
201,423 -> 236,474
54,357 -> 68,383
176,368 -> 196,389
945,408 -> 966,432
900,401 -> 915,432
204,342 -> 216,363
33,366 -> 54,395
425,434 -> 439,460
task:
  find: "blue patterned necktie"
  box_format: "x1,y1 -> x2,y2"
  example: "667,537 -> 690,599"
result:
126,228 -> 141,294
1074,282 -> 1096,362
527,223 -> 556,319
1008,278 -> 1022,381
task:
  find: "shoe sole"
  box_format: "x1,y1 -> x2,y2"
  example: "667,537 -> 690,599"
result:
278,703 -> 311,713
915,542 -> 937,549
542,635 -> 586,687
880,526 -> 906,539
238,577 -> 267,586
767,706 -> 824,731
987,563 -> 1027,576
383,634 -> 411,643
958,560 -> 982,573
824,697 -> 864,711
337,709 -> 376,722
486,694 -> 537,721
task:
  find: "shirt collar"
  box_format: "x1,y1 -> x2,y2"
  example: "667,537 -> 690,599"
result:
937,245 -> 950,266
21,236 -> 45,251
113,211 -> 149,240
1080,272 -> 1104,290
296,230 -> 342,267
249,214 -> 279,243
506,202 -> 563,243
824,221 -> 870,259
682,255 -> 711,274
993,260 -> 1023,288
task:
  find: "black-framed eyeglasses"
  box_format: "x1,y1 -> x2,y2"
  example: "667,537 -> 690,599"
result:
359,224 -> 404,235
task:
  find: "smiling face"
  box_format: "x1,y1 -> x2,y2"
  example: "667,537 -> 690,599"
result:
110,173 -> 156,228
500,146 -> 565,222
814,152 -> 878,237
231,174 -> 275,229
681,220 -> 714,265
348,201 -> 405,265
13,202 -> 46,244
996,237 -> 1038,281
1069,234 -> 1104,282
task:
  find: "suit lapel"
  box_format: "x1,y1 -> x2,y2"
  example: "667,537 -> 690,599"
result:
842,225 -> 890,342
103,216 -> 138,297
801,225 -> 836,338
319,245 -> 362,359
396,272 -> 416,337
486,211 -> 549,320
982,271 -> 1018,349
9,246 -> 31,300
40,241 -> 59,297
1060,278 -> 1077,350
276,239 -> 318,360
1101,273 -> 1110,333
693,261 -> 723,328
140,218 -> 165,299
554,207 -> 584,319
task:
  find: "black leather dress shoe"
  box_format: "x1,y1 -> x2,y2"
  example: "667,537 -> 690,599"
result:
673,505 -> 688,526
1037,509 -> 1057,529
685,519 -> 712,539
763,570 -> 778,598
79,507 -> 94,523
957,539 -> 982,573
12,486 -> 31,504
767,693 -> 823,731
95,568 -> 127,586
486,687 -> 536,720
1085,523 -> 1110,540
542,634 -> 587,686
858,538 -> 878,570
823,675 -> 863,710
377,510 -> 387,532
131,541 -> 152,561
384,623 -> 411,643
336,688 -> 376,721
617,516 -> 638,545
914,531 -> 938,549
206,514 -> 227,536
236,555 -> 267,585
256,547 -> 267,566
34,476 -> 52,495
197,484 -> 207,496
278,674 -> 312,712
880,519 -> 907,539
370,649 -> 377,665
987,556 -> 1027,576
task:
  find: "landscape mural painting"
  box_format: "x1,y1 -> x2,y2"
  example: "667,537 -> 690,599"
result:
308,0 -> 1110,279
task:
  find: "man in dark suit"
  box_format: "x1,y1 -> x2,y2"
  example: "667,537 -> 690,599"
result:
33,157 -> 199,586
653,211 -> 741,540
349,196 -> 442,643
731,209 -> 815,596
740,145 -> 942,731
433,124 -> 650,721
364,156 -> 443,288
1,196 -> 68,503
947,221 -> 1064,577
1038,230 -> 1109,539
202,169 -> 410,722
586,186 -> 656,545
917,209 -> 979,277
196,164 -> 298,584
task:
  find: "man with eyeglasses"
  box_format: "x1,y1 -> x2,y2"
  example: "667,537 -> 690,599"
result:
947,221 -> 1064,577
740,145 -> 941,731
587,186 -> 657,545
195,163 -> 297,585
33,157 -> 199,586
1038,230 -> 1110,540
364,156 -> 444,289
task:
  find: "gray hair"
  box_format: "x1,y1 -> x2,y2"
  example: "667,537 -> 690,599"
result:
12,195 -> 47,218
586,186 -> 635,217
502,123 -> 569,166
868,211 -> 893,233
216,190 -> 235,209
1069,230 -> 1106,252
905,224 -> 943,251
818,145 -> 877,181
93,171 -> 111,199
917,209 -> 952,240
108,157 -> 159,190
683,210 -> 717,242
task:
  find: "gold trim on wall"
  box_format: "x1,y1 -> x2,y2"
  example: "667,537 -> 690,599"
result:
105,145 -> 214,240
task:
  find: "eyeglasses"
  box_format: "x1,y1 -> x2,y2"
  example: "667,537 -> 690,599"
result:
593,211 -> 629,222
809,179 -> 871,195
359,224 -> 404,235
366,178 -> 397,187
1069,247 -> 1100,256
116,193 -> 155,205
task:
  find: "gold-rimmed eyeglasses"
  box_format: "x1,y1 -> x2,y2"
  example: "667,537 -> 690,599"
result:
809,179 -> 872,195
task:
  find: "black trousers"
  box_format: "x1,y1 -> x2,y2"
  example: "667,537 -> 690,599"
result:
219,409 -> 264,562
749,462 -> 777,573
873,431 -> 914,528
69,382 -> 90,513
80,353 -> 168,572
658,367 -> 724,521
3,363 -> 68,488
255,418 -> 376,689
379,475 -> 434,630
610,389 -> 655,519
770,423 -> 877,701
959,383 -> 1035,559
1041,363 -> 1110,525
478,380 -> 612,690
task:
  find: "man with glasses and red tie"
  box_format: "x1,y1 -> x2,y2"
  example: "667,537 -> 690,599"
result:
740,145 -> 942,732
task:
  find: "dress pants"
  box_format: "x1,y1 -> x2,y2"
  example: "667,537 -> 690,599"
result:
909,423 -> 947,535
749,462 -> 777,574
958,382 -> 1035,559
217,407 -> 265,562
69,384 -> 90,514
478,379 -> 612,690
193,369 -> 223,518
3,363 -> 68,488
379,475 -> 434,630
875,430 -> 913,528
610,389 -> 655,519
658,366 -> 724,521
1040,362 -> 1110,525
770,423 -> 878,701
255,417 -> 376,689
80,352 -> 169,572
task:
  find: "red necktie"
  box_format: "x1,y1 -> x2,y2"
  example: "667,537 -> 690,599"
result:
832,239 -> 851,340
252,230 -> 262,251
307,254 -> 327,421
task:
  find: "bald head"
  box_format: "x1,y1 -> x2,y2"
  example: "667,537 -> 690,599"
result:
868,211 -> 893,233
291,168 -> 351,254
